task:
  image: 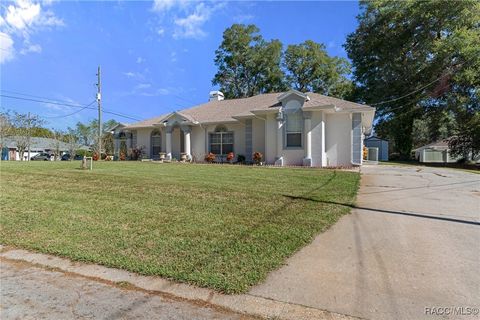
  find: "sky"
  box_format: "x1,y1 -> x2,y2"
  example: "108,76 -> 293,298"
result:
0,0 -> 361,130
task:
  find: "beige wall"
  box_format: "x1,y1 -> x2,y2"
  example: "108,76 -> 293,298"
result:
326,113 -> 352,166
252,118 -> 265,157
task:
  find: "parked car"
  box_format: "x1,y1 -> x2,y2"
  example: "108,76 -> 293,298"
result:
31,153 -> 51,161
61,154 -> 84,161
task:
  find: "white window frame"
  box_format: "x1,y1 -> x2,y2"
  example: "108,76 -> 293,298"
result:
284,111 -> 303,149
209,131 -> 234,155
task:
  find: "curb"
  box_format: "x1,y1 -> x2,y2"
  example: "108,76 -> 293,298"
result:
0,247 -> 360,320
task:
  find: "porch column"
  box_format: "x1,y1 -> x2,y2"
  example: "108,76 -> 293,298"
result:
166,126 -> 173,160
113,134 -> 120,160
303,111 -> 312,167
126,132 -> 132,158
274,111 -> 284,166
320,111 -> 326,167
183,126 -> 191,160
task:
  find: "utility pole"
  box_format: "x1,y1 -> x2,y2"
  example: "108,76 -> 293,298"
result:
96,66 -> 102,158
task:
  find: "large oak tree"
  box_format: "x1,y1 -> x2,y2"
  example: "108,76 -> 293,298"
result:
345,0 -> 480,159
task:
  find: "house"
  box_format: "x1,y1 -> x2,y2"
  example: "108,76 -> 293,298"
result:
364,135 -> 389,161
1,136 -> 88,161
414,138 -> 462,163
112,90 -> 375,167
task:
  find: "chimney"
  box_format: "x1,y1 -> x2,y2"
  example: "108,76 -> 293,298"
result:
209,91 -> 224,101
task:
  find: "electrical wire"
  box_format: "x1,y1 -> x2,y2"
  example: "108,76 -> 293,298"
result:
44,101 -> 96,118
0,93 -> 141,121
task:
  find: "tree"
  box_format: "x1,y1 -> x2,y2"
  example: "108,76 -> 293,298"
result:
8,112 -> 44,161
50,129 -> 63,161
0,112 -> 12,152
212,24 -> 286,98
76,121 -> 93,146
284,40 -> 353,98
345,0 -> 480,159
65,127 -> 80,160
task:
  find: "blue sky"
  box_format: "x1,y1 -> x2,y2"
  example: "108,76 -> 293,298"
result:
0,0 -> 360,130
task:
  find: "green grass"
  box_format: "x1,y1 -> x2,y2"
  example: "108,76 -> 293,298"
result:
0,161 -> 359,293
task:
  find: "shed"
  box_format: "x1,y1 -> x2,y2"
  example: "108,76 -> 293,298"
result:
364,136 -> 389,161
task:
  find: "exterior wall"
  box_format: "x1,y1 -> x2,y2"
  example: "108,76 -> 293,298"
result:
351,113 -> 362,165
136,128 -> 152,158
252,118 -> 265,160
310,111 -> 326,167
326,113 -> 352,166
191,126 -> 206,161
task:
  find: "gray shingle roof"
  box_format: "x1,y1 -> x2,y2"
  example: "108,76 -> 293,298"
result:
125,91 -> 373,129
2,136 -> 89,151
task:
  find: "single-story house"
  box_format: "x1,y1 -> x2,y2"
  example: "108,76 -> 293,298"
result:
112,89 -> 375,167
364,135 -> 389,161
1,136 -> 88,161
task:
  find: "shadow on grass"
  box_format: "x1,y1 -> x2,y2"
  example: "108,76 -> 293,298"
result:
282,195 -> 480,226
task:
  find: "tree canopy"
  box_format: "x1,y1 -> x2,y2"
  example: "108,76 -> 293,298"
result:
212,24 -> 351,99
345,0 -> 480,158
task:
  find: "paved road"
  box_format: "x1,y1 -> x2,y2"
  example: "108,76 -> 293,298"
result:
0,259 -> 250,320
250,165 -> 480,320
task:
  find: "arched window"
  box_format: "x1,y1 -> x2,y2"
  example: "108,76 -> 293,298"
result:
285,109 -> 303,148
209,125 -> 233,155
151,130 -> 162,159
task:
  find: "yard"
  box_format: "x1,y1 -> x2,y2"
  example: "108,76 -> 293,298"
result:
0,161 -> 359,293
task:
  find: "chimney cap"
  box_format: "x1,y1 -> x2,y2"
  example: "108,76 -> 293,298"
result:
209,90 -> 224,101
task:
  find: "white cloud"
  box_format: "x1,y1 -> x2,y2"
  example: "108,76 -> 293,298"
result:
20,43 -> 42,54
135,83 -> 151,90
0,32 -> 15,63
136,56 -> 145,64
151,1 -> 225,40
173,3 -> 212,39
152,0 -> 188,13
170,51 -> 177,62
0,0 -> 63,64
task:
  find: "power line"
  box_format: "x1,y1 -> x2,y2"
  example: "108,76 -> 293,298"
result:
44,101 -> 96,118
369,76 -> 443,106
0,93 -> 141,121
0,89 -> 93,107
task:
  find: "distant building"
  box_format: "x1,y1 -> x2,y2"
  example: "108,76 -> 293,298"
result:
414,138 -> 460,163
364,136 -> 389,161
1,136 -> 89,161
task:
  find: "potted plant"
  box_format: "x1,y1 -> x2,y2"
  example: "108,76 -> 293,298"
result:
92,152 -> 99,161
253,152 -> 263,165
226,152 -> 234,163
180,152 -> 188,162
205,152 -> 216,163
159,152 -> 166,161
237,154 -> 246,164
119,152 -> 126,161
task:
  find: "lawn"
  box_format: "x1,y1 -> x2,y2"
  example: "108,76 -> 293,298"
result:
0,161 -> 359,293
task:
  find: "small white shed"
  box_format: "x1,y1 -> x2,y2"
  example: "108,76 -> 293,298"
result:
364,136 -> 389,161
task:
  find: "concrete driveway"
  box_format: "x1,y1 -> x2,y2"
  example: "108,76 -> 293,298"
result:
250,165 -> 480,320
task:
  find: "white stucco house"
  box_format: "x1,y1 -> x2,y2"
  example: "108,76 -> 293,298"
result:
112,90 -> 375,167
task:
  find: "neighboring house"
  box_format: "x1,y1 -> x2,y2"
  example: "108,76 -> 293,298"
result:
364,136 -> 389,161
414,138 -> 461,163
113,89 -> 375,167
1,136 -> 88,161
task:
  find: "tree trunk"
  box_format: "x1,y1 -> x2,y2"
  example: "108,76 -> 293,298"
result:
392,111 -> 416,160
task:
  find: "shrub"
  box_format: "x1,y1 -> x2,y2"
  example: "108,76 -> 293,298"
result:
205,152 -> 216,163
119,152 -> 126,161
226,152 -> 234,162
92,153 -> 99,161
253,152 -> 263,165
237,154 -> 246,163
131,146 -> 145,160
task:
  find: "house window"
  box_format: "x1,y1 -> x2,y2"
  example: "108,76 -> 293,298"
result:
151,130 -> 161,159
209,125 -> 233,155
285,111 -> 303,147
